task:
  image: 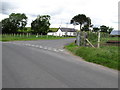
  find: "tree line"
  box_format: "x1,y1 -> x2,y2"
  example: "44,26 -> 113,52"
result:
70,14 -> 113,33
1,13 -> 50,34
1,13 -> 113,34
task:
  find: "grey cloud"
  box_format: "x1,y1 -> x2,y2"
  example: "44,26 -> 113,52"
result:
1,1 -> 19,15
49,8 -> 63,16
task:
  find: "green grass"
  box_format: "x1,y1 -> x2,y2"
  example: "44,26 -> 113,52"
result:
49,28 -> 58,32
0,34 -> 75,42
17,27 -> 58,33
65,43 -> 119,70
66,32 -> 119,70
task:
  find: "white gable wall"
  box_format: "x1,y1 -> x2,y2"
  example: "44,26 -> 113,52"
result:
55,29 -> 65,36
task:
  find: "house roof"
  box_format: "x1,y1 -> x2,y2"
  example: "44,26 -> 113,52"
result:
110,30 -> 120,35
59,27 -> 77,32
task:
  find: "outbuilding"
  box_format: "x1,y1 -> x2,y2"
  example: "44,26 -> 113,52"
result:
110,30 -> 120,37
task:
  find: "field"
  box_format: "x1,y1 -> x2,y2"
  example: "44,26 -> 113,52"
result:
49,28 -> 58,32
65,33 -> 119,70
0,34 -> 74,42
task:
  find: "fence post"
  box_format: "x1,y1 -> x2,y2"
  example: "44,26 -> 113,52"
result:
40,33 -> 42,37
22,33 -> 24,37
84,32 -> 87,46
97,31 -> 101,48
14,33 -> 16,37
20,33 -> 22,37
26,33 -> 28,37
36,33 -> 39,37
76,32 -> 80,46
29,33 -> 31,37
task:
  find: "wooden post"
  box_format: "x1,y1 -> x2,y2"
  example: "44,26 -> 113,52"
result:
23,33 -> 24,37
20,33 -> 22,37
14,33 -> 15,37
41,33 -> 42,37
27,33 -> 28,37
79,32 -> 82,46
84,32 -> 87,46
76,32 -> 80,46
36,33 -> 39,38
97,31 -> 100,48
29,33 -> 31,37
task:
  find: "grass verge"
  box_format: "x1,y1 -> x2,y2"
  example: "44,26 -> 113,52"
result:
0,34 -> 75,42
65,43 -> 119,70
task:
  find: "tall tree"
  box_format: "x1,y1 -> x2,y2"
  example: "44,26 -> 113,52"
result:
93,27 -> 100,32
70,14 -> 91,31
108,27 -> 114,34
1,13 -> 27,33
100,25 -> 109,33
31,15 -> 50,34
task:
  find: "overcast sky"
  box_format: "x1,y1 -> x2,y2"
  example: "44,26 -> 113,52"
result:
0,0 -> 119,30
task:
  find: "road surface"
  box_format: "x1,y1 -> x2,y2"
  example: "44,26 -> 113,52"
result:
2,39 -> 118,88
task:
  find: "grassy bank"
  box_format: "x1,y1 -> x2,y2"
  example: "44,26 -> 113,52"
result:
0,34 -> 75,42
65,43 -> 119,70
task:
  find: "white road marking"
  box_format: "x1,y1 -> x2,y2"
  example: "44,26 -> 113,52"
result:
5,42 -> 65,53
25,44 -> 29,46
22,43 -> 25,45
58,49 -> 64,52
31,45 -> 35,47
34,45 -> 39,47
27,44 -> 31,46
48,47 -> 52,50
44,47 -> 47,49
53,49 -> 59,52
39,46 -> 43,48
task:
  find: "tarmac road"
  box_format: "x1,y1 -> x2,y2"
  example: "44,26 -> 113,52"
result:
2,39 -> 118,88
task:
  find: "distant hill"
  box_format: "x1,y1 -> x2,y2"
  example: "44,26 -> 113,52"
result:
49,28 -> 58,32
25,27 -> 58,32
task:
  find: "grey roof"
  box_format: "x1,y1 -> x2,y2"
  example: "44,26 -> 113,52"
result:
59,27 -> 76,32
110,30 -> 120,35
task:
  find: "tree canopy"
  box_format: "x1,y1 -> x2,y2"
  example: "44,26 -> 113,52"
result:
31,15 -> 50,34
92,25 -> 113,33
93,27 -> 100,32
70,14 -> 92,31
100,25 -> 109,32
1,13 -> 27,33
100,25 -> 113,33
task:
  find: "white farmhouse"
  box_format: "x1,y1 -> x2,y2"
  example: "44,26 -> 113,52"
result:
47,27 -> 77,36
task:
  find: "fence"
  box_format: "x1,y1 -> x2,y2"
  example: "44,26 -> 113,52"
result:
76,31 -> 110,48
1,33 -> 73,40
1,33 -> 52,38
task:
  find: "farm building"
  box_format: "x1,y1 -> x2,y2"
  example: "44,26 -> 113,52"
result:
110,30 -> 120,37
47,27 -> 77,36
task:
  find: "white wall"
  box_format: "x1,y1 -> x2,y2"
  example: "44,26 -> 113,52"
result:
47,32 -> 55,35
47,29 -> 77,36
67,32 -> 77,36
